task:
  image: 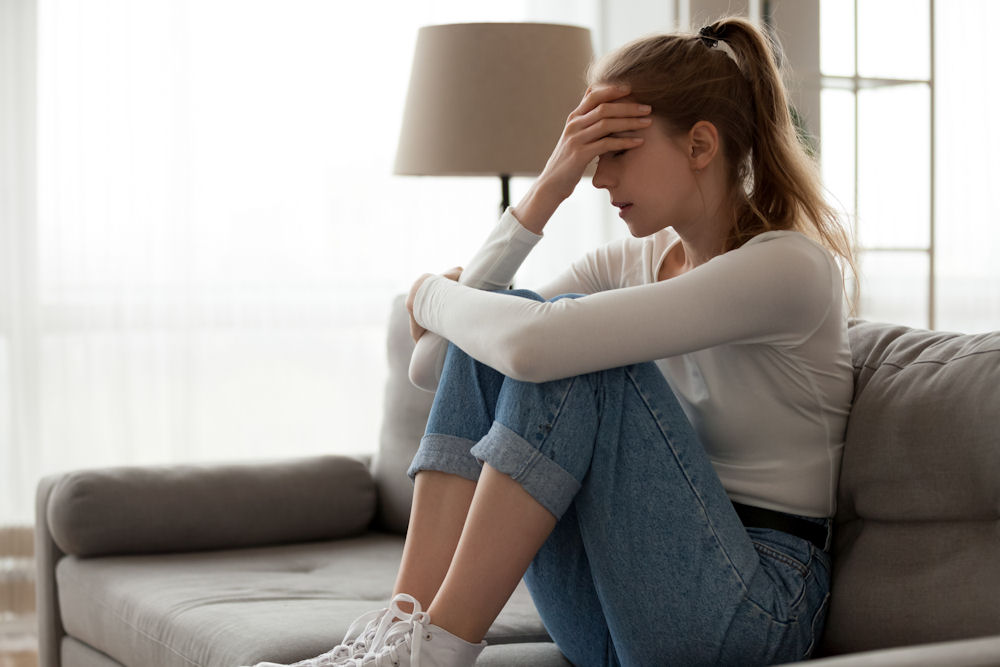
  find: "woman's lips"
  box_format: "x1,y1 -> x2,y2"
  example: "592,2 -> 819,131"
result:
613,201 -> 633,216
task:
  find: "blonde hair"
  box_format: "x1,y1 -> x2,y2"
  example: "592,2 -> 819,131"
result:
589,17 -> 856,280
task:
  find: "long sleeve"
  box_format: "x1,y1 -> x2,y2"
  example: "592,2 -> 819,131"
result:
407,209 -> 544,391
412,230 -> 839,384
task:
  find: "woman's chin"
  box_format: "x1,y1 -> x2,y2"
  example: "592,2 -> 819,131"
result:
624,219 -> 661,239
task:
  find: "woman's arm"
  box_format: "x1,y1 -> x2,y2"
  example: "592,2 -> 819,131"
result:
407,208 -> 614,390
407,84 -> 653,390
407,209 -> 542,391
412,233 -> 839,383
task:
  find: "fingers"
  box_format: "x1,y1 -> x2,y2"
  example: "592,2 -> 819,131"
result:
571,83 -> 634,118
534,83 -> 653,203
569,114 -> 652,145
565,84 -> 652,155
580,102 -> 653,126
441,266 -> 463,282
558,113 -> 648,167
408,314 -> 425,343
596,135 -> 646,156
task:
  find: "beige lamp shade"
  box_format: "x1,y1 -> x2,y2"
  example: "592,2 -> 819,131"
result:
394,22 -> 594,178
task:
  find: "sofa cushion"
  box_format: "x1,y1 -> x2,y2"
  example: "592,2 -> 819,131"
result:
56,533 -> 554,667
824,321 -> 1000,654
372,295 -> 434,533
47,455 -> 375,557
62,637 -> 122,667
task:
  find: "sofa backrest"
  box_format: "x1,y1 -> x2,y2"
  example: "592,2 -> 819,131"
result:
372,296 -> 434,533
823,321 -> 1000,654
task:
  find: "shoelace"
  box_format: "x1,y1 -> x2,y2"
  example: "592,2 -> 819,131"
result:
296,645 -> 353,667
290,606 -> 388,667
339,607 -> 390,660
347,594 -> 430,667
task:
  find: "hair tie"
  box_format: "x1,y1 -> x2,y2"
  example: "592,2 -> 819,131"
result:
699,25 -> 740,68
698,25 -> 720,47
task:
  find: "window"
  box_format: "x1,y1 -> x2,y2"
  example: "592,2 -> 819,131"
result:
820,0 -> 1000,332
5,0 -> 672,526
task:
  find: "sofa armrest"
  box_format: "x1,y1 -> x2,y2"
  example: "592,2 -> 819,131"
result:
35,475 -> 67,667
42,455 -> 376,558
779,635 -> 1000,666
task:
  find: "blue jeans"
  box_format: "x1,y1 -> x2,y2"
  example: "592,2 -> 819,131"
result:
407,290 -> 832,667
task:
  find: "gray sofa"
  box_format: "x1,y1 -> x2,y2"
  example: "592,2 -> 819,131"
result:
36,296 -> 1000,666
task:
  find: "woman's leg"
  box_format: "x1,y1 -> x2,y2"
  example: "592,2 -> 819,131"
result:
395,290 -> 547,609
404,355 -> 621,658
392,471 -> 476,608
523,502 -> 619,665
432,474 -> 617,661
426,462 -> 556,642
423,354 -> 829,666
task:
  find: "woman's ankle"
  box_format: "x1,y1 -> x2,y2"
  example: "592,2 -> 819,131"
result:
425,602 -> 487,645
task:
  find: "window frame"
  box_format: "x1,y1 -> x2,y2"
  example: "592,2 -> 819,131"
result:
817,0 -> 936,328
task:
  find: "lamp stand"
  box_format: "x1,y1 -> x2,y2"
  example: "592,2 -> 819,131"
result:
499,174 -> 511,216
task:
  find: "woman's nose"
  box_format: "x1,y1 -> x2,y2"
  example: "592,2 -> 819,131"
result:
591,156 -> 613,190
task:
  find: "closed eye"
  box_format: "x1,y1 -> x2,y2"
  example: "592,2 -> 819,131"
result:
606,132 -> 636,159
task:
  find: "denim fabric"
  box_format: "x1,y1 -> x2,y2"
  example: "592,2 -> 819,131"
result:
407,289 -> 831,667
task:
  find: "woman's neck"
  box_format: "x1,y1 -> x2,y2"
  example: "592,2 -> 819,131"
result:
679,161 -> 737,266
661,203 -> 733,280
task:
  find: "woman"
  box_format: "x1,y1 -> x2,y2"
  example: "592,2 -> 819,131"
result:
259,16 -> 854,667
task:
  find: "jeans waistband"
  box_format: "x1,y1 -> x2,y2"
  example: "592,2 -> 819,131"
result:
732,502 -> 829,552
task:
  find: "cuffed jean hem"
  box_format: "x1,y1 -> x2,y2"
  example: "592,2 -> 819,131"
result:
470,421 -> 582,520
407,433 -> 483,482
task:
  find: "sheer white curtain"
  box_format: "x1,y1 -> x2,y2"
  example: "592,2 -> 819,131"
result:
819,0 -> 1000,332
934,0 -> 1000,333
1,0 -> 676,525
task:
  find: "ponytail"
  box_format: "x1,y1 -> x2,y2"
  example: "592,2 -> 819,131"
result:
590,17 -> 856,284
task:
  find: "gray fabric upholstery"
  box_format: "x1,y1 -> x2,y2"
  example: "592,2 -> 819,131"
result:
35,312 -> 1000,666
477,643 -> 570,666
35,297 -> 560,667
58,636 -> 573,667
824,322 -> 1000,654
54,534 -> 549,667
783,635 -> 1000,666
46,456 -> 375,557
372,295 -> 433,534
62,638 -> 123,667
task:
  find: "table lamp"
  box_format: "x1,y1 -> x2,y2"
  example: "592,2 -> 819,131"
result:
394,22 -> 594,215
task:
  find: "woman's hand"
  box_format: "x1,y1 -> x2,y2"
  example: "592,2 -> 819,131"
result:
542,84 -> 652,198
406,267 -> 463,342
514,84 -> 652,233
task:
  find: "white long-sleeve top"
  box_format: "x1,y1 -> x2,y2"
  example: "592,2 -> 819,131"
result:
410,208 -> 853,517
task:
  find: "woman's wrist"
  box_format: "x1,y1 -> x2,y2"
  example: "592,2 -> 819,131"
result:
511,179 -> 565,235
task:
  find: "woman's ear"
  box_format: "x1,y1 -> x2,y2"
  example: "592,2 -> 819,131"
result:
687,120 -> 719,172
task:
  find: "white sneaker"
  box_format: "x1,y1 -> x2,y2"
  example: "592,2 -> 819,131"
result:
345,594 -> 486,667
247,600 -> 393,667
